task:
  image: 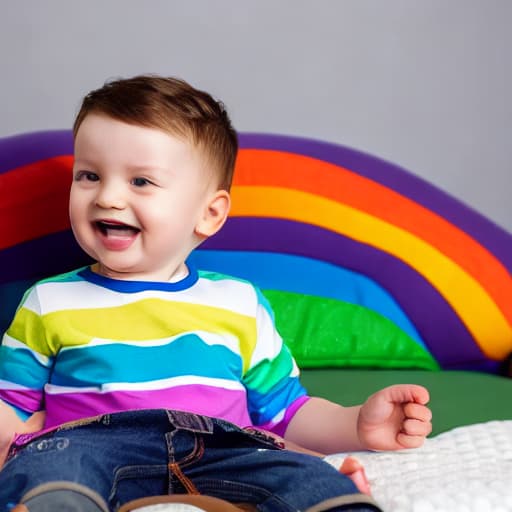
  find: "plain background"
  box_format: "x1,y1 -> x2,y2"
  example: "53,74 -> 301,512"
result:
1,1 -> 510,233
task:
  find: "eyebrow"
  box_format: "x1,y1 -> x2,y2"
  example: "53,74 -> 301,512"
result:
126,164 -> 168,173
72,158 -> 96,168
72,159 -> 168,174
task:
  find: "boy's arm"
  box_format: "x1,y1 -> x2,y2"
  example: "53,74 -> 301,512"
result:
284,384 -> 432,455
283,397 -> 363,454
0,399 -> 26,456
0,286 -> 51,466
0,401 -> 45,467
245,288 -> 431,453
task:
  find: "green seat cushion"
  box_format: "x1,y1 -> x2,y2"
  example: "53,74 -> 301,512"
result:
263,289 -> 439,371
300,369 -> 512,436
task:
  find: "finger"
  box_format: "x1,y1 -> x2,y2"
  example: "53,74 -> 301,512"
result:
396,431 -> 428,449
401,418 -> 432,437
403,402 -> 432,423
387,384 -> 430,406
411,385 -> 430,405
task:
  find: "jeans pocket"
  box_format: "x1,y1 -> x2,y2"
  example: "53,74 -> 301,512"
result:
6,430 -> 68,463
23,436 -> 70,454
166,410 -> 214,434
109,464 -> 169,508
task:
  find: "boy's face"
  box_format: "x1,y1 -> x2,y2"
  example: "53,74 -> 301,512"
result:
70,114 -> 229,281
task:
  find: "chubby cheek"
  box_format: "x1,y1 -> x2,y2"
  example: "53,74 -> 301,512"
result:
70,219 -> 94,258
142,214 -> 193,252
69,197 -> 94,251
69,188 -> 85,222
140,200 -> 195,233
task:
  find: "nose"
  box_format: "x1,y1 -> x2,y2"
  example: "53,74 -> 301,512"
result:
95,181 -> 126,210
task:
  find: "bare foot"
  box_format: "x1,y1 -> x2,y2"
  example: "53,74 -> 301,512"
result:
339,456 -> 372,495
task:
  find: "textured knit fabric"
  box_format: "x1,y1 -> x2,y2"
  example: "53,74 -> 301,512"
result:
0,265 -> 309,434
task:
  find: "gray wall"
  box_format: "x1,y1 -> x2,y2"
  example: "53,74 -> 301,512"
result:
1,0 -> 511,233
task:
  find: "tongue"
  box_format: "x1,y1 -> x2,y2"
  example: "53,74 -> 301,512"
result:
99,225 -> 138,251
105,226 -> 137,238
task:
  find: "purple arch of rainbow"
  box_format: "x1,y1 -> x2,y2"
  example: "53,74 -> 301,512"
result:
1,131 -> 511,372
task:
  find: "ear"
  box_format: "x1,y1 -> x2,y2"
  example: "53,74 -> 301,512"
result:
195,190 -> 231,239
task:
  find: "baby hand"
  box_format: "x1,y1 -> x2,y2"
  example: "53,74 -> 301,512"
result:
358,384 -> 432,451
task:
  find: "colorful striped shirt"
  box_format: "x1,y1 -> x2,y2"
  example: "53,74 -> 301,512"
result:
0,265 -> 309,435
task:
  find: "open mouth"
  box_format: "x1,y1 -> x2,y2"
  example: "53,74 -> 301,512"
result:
95,220 -> 140,238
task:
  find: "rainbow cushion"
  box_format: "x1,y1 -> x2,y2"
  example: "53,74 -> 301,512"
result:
1,131 -> 511,372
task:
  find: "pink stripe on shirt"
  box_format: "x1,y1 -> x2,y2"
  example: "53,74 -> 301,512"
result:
258,395 -> 311,436
0,388 -> 42,412
44,384 -> 252,428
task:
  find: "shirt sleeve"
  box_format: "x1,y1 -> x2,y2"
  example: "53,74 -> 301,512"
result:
242,287 -> 310,435
0,285 -> 53,417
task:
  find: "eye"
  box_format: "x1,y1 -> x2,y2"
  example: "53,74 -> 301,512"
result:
131,177 -> 153,187
74,171 -> 99,182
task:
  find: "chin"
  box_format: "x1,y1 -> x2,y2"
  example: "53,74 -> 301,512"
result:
96,262 -> 140,278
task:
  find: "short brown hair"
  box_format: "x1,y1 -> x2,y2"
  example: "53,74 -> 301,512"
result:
73,75 -> 238,190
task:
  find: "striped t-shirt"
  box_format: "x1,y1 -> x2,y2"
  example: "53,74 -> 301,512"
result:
0,266 -> 309,435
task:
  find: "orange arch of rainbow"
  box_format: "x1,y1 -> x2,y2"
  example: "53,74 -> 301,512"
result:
1,131 -> 511,372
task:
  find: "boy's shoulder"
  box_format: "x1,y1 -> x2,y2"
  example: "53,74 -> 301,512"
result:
31,267 -> 260,295
197,268 -> 253,286
34,266 -> 89,287
196,269 -> 264,295
196,268 -> 270,309
196,268 -> 259,293
16,267 -> 90,310
29,267 -> 266,308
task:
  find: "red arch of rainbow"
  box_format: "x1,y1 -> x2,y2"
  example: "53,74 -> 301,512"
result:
1,130 -> 511,371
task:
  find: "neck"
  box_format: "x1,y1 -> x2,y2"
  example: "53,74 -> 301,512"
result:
92,261 -> 189,282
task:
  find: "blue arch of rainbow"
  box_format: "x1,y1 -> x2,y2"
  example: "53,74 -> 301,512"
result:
1,130 -> 511,372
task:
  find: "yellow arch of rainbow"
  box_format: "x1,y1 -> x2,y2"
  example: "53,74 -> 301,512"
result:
230,186 -> 512,361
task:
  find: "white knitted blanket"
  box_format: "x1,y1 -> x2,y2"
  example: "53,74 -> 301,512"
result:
325,420 -> 512,512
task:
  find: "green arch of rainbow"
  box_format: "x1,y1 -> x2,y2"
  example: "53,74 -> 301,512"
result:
1,131 -> 511,371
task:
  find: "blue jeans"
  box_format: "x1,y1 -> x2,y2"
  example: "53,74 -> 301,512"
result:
0,409 -> 382,511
